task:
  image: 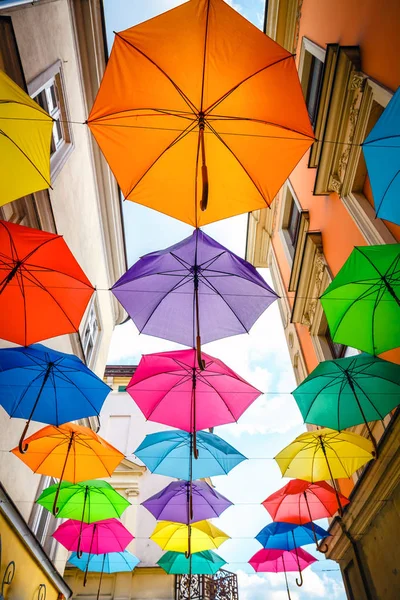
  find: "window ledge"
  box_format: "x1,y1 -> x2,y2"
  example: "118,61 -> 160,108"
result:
288,210 -> 310,292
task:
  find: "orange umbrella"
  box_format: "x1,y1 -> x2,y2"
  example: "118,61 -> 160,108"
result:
11,423 -> 124,514
88,0 -> 314,227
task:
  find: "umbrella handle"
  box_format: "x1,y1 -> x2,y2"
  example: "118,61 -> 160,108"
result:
282,558 -> 291,600
185,525 -> 192,559
52,432 -> 74,515
199,117 -> 208,212
18,420 -> 30,454
52,481 -> 62,516
196,336 -> 205,371
318,542 -> 329,554
295,570 -> 303,587
76,485 -> 89,558
18,366 -> 53,454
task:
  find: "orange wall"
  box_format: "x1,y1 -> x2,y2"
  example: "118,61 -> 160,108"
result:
271,0 -> 400,373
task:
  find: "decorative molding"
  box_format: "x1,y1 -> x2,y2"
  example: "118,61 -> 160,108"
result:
291,232 -> 325,329
288,211 -> 310,292
328,174 -> 342,194
245,203 -> 276,268
265,0 -> 301,52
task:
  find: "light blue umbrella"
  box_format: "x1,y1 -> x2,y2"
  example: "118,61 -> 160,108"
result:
362,87 -> 400,224
0,344 -> 111,453
256,522 -> 329,551
134,430 -> 246,479
68,551 -> 139,599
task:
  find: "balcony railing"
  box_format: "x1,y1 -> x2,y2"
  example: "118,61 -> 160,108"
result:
175,569 -> 239,600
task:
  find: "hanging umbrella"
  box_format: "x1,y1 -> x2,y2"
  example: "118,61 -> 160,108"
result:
11,423 -> 124,514
274,428 -> 373,514
292,353 -> 400,454
69,551 -> 139,598
128,349 -> 261,456
0,220 -> 94,346
111,229 -> 278,361
54,519 -> 133,586
255,522 -> 329,554
134,430 -> 246,480
320,244 -> 400,355
249,548 -> 317,598
142,479 -> 232,524
37,480 -> 130,555
88,0 -> 314,227
150,520 -> 229,555
158,550 -> 226,575
262,480 -> 350,525
0,344 -> 111,453
0,70 -> 53,205
362,87 -> 400,225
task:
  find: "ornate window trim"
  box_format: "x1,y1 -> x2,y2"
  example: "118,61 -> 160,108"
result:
265,0 -> 301,52
278,180 -> 304,266
245,202 -> 276,268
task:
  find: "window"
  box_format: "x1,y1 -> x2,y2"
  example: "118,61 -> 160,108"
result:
279,182 -> 302,262
28,60 -> 73,180
31,476 -> 57,559
107,415 -> 131,454
82,299 -> 101,366
118,385 -> 127,392
299,39 -> 326,128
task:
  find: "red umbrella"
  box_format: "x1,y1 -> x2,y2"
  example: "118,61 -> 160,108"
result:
262,480 -> 350,524
0,220 -> 94,345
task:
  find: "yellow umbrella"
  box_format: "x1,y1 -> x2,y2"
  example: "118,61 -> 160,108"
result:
274,428 -> 374,514
150,520 -> 229,555
0,70 -> 53,205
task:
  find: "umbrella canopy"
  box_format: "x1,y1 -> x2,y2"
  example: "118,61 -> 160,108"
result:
274,428 -> 374,482
320,244 -> 400,355
88,0 -> 314,227
36,479 -> 130,523
141,479 -> 232,523
262,480 -> 350,525
69,551 -> 139,573
53,518 -> 133,554
111,229 -> 278,348
11,422 -> 124,514
292,353 -> 400,452
0,344 -> 111,452
0,220 -> 94,346
134,430 -> 246,479
150,520 -> 229,553
158,550 -> 226,575
249,547 -> 317,573
362,87 -> 400,225
0,70 -> 53,205
127,349 -> 261,433
255,522 -> 329,550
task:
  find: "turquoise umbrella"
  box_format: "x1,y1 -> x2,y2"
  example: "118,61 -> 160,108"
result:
158,550 -> 226,575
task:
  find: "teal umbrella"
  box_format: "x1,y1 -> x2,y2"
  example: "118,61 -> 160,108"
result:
157,550 -> 226,575
292,353 -> 400,453
320,244 -> 400,355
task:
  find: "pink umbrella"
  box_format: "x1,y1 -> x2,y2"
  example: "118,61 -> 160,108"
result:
127,349 -> 261,456
249,548 -> 317,599
53,518 -> 133,585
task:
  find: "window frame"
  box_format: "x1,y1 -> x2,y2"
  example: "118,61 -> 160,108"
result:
278,181 -> 303,264
298,38 -> 326,128
81,298 -> 102,369
27,60 -> 74,181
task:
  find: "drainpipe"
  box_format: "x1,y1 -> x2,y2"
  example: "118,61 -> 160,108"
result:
339,519 -> 373,600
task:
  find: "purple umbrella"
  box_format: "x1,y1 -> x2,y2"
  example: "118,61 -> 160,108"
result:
141,480 -> 232,524
111,229 -> 278,366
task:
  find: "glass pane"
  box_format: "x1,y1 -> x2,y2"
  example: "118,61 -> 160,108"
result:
35,89 -> 48,111
306,55 -> 324,125
287,199 -> 300,244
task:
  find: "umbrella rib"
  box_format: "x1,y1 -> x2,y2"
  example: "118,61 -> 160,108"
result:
374,168 -> 400,215
89,107 -> 195,121
138,374 -> 193,421
124,119 -> 198,199
205,120 -> 269,205
51,364 -> 103,417
195,376 -> 239,423
206,114 -> 315,140
205,54 -> 295,115
10,369 -> 48,416
20,261 -> 94,289
113,33 -> 198,115
0,128 -> 52,189
301,375 -> 341,424
351,376 -> 386,420
200,0 -> 211,112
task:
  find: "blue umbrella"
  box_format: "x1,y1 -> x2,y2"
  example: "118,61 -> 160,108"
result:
134,430 -> 246,480
362,87 -> 400,225
256,522 -> 329,551
0,344 -> 111,453
69,551 -> 139,598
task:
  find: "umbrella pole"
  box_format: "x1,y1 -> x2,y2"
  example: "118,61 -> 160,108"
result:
303,493 -> 328,554
346,375 -> 378,457
96,554 -> 106,600
192,372 -> 199,460
76,485 -> 89,559
194,273 -> 205,372
84,524 -> 96,587
319,436 -> 344,517
18,364 -> 52,454
291,532 -> 303,586
281,555 -> 292,600
52,432 -> 74,515
0,262 -> 21,294
199,114 -> 209,212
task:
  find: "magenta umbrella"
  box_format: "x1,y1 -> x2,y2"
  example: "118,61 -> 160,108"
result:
249,548 -> 317,599
53,518 -> 133,585
127,349 -> 262,456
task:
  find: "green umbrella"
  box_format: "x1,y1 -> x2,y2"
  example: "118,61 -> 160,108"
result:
320,244 -> 400,355
292,353 -> 400,453
157,550 -> 226,575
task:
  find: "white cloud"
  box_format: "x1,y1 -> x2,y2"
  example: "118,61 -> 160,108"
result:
224,0 -> 245,14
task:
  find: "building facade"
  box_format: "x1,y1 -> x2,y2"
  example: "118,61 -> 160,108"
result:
0,0 -> 127,596
246,1 -> 400,599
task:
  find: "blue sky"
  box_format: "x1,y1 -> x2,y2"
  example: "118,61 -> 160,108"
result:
103,2 -> 346,598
